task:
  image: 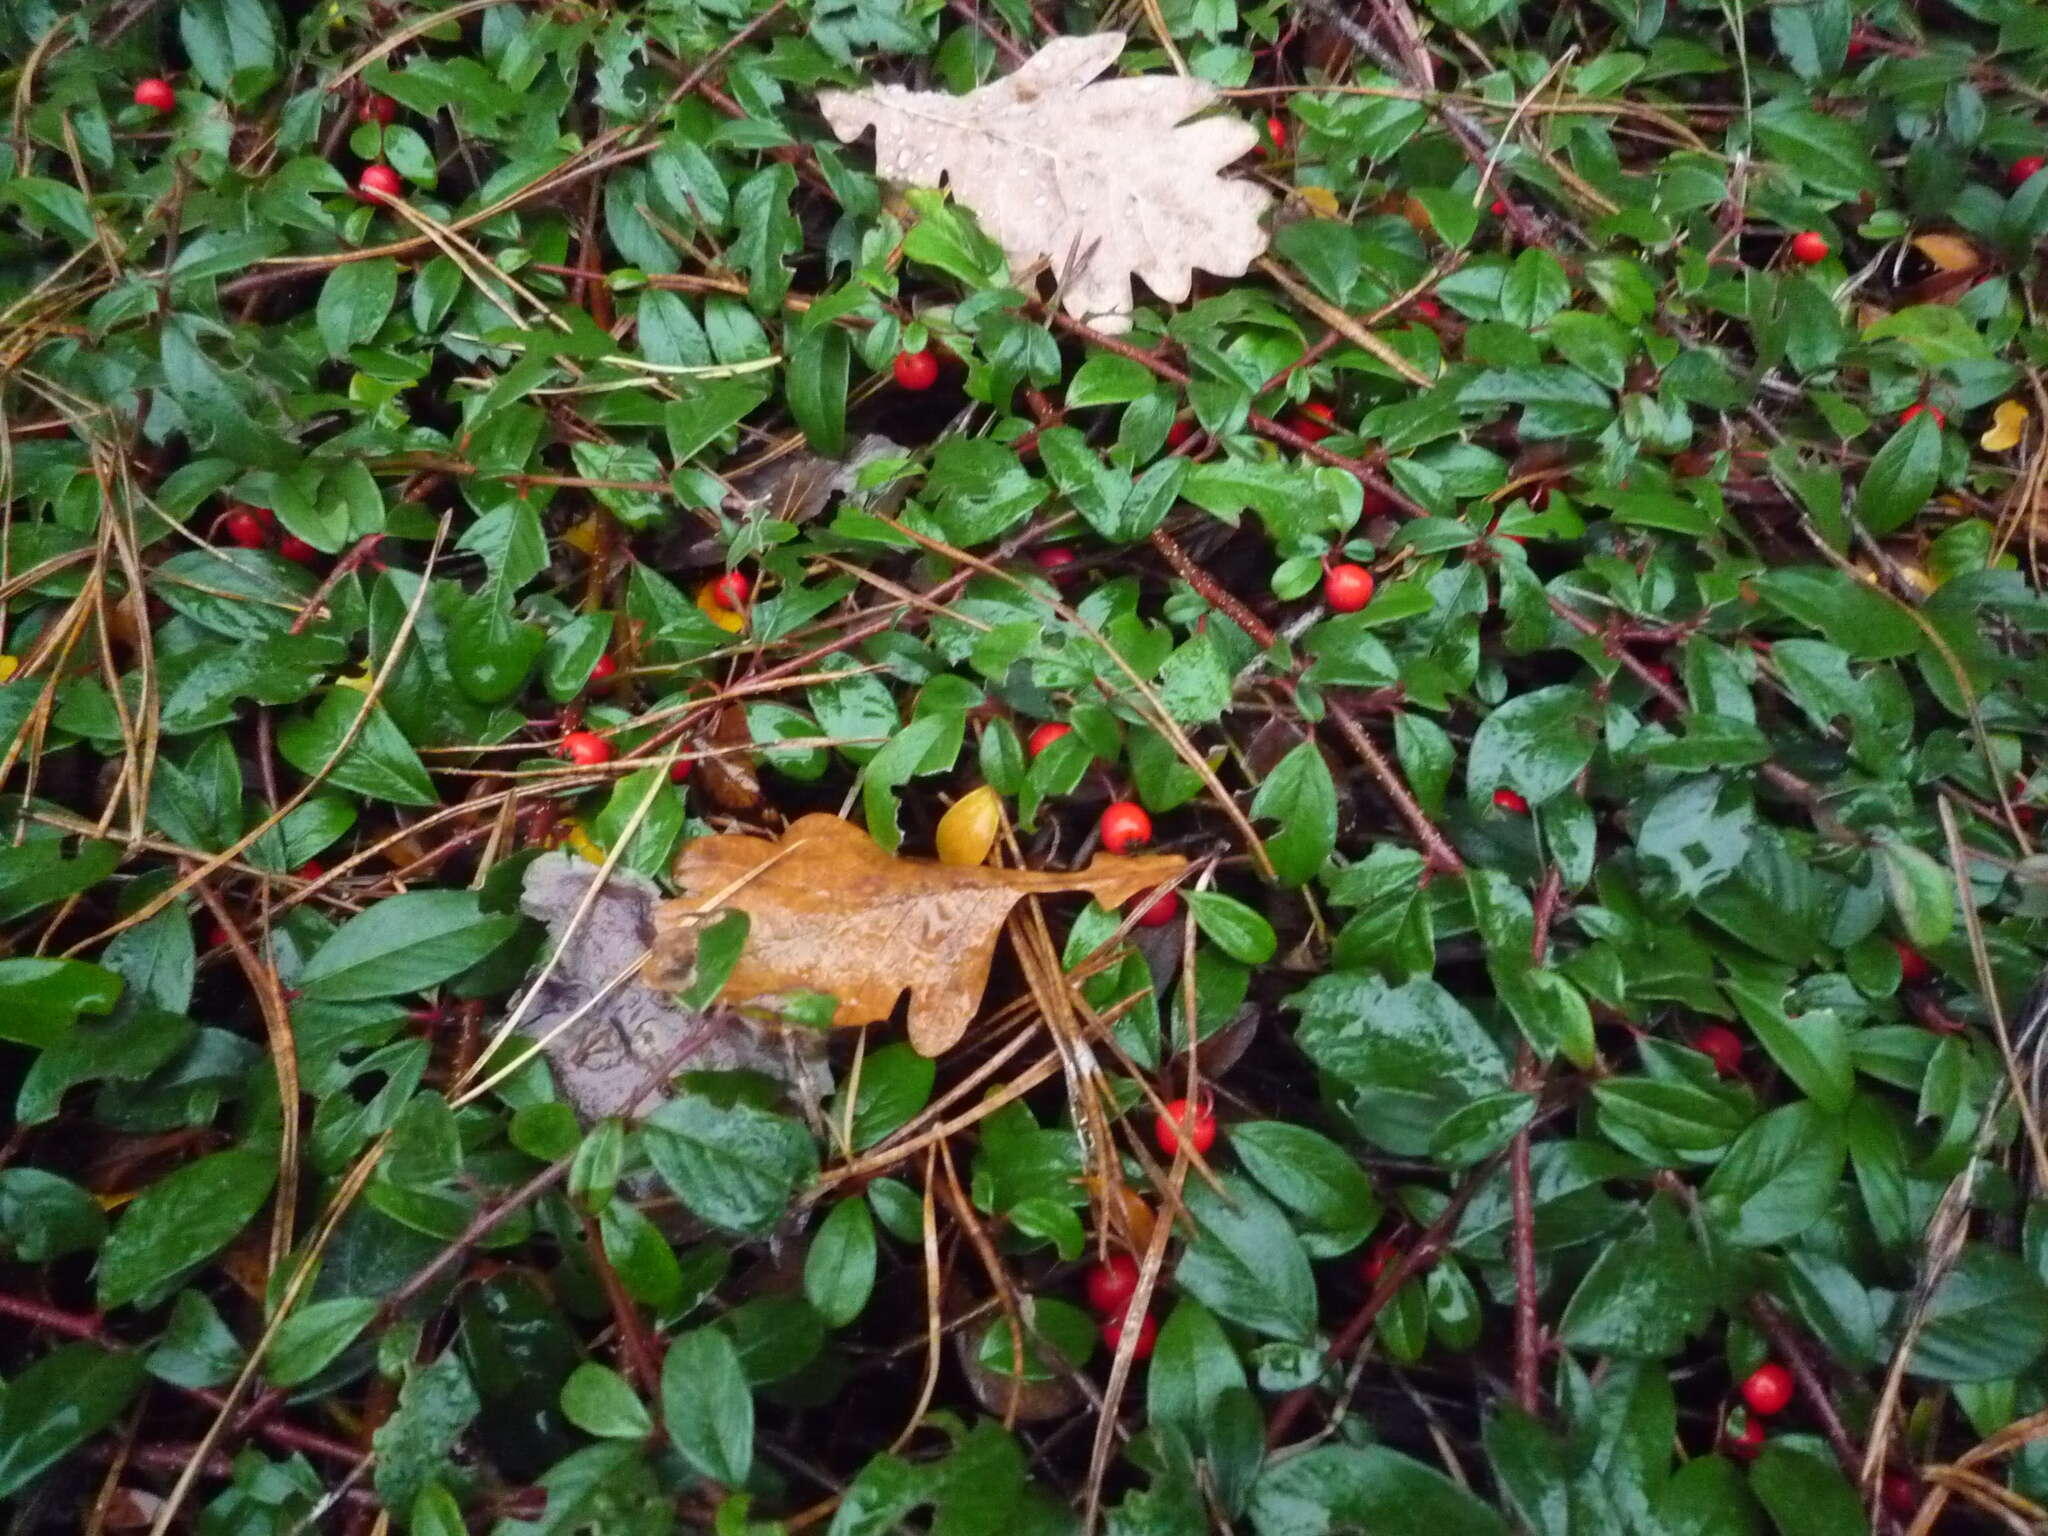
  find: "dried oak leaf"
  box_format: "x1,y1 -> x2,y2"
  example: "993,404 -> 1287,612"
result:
647,813 -> 1186,1055
818,32 -> 1272,337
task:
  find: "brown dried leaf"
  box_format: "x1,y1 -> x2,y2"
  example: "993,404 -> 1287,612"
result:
818,33 -> 1272,337
648,813 -> 1186,1055
695,705 -> 761,811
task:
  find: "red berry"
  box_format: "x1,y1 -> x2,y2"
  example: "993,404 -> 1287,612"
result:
1882,1473 -> 1918,1516
1292,401 -> 1337,443
360,94 -> 398,126
1845,32 -> 1870,59
1032,545 -> 1077,577
561,730 -> 613,767
1153,1096 -> 1216,1158
1894,938 -> 1932,983
2009,155 -> 2046,187
134,78 -> 176,113
295,860 -> 326,881
1645,662 -> 1675,688
1165,418 -> 1195,449
1101,1307 -> 1157,1360
1133,889 -> 1179,927
712,570 -> 750,609
670,756 -> 693,783
1900,402 -> 1945,428
892,349 -> 939,390
1085,1254 -> 1140,1315
222,510 -> 267,549
588,654 -> 617,685
1099,800 -> 1152,854
277,536 -> 319,564
205,922 -> 231,949
1264,114 -> 1287,152
1692,1024 -> 1744,1078
357,163 -> 403,202
1789,231 -> 1830,264
1414,296 -> 1442,320
1323,562 -> 1375,613
1741,1363 -> 1794,1416
1027,721 -> 1071,758
1489,198 -> 1508,217
1360,1240 -> 1399,1285
1724,1416 -> 1765,1459
1493,787 -> 1529,814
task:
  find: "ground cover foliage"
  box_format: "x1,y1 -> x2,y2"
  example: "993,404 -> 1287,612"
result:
4,0 -> 2048,1531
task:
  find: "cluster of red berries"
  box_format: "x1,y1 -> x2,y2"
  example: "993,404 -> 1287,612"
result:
1083,1254 -> 1157,1359
1723,1362 -> 1796,1458
217,503 -> 317,564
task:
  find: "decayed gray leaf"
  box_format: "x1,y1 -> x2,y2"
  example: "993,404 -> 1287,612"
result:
515,854 -> 827,1122
819,32 -> 1271,336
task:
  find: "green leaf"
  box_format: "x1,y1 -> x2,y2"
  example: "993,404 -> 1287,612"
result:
561,1362 -> 655,1439
788,324 -> 850,455
317,258 -> 399,358
643,1091 -> 818,1235
1468,686 -> 1598,805
277,690 -> 438,807
1754,104 -> 1881,197
180,0 -> 280,98
1185,890 -> 1277,964
373,1352 -> 480,1514
1251,741 -> 1337,887
266,1296 -> 378,1387
0,1169 -> 107,1263
0,1343 -> 146,1498
299,890 -> 520,1001
1852,413 -> 1943,536
1749,1442 -> 1867,1536
1231,1121 -> 1381,1241
1875,836 -> 1955,947
1701,1102 -> 1846,1247
98,1149 -> 277,1310
1173,1175 -> 1319,1343
1557,1198 -> 1713,1358
805,1197 -> 878,1328
1908,1244 -> 2048,1381
1501,249 -> 1571,329
0,958 -> 122,1048
1248,1445 -> 1510,1536
976,1296 -> 1097,1379
662,1326 -> 754,1485
587,767 -> 689,882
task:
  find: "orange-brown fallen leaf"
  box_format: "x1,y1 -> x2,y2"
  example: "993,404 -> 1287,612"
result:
648,813 -> 1186,1055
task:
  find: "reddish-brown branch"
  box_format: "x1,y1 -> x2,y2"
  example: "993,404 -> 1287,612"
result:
1325,703 -> 1467,877
0,1293 -> 365,1468
288,533 -> 386,636
580,1211 -> 666,1408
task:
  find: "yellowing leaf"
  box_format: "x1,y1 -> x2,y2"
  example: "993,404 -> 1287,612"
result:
820,33 -> 1273,337
0,655 -> 18,683
1982,399 -> 2029,452
561,514 -> 603,556
647,814 -> 1186,1055
936,785 -> 1003,867
335,667 -> 374,693
1912,233 -> 1981,273
1295,185 -> 1342,219
559,818 -> 605,866
696,582 -> 745,633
